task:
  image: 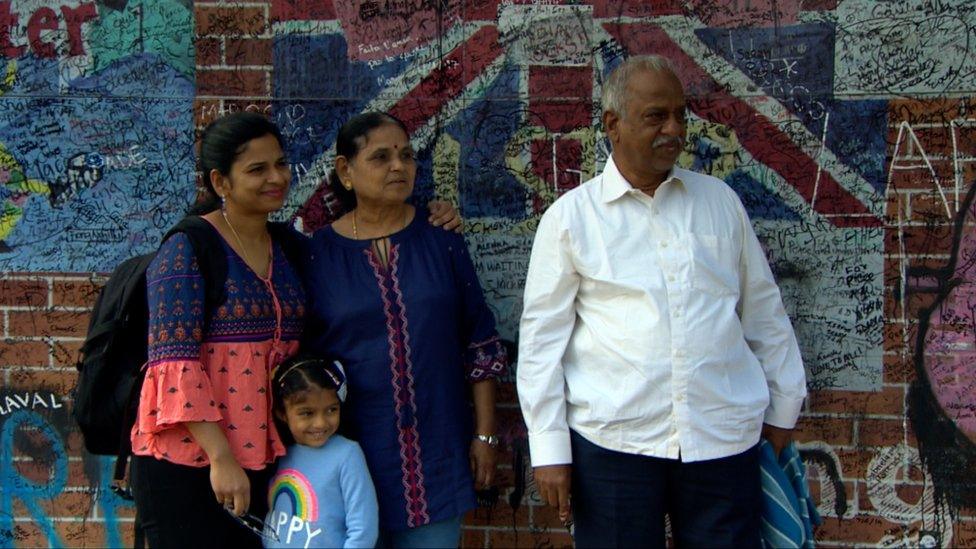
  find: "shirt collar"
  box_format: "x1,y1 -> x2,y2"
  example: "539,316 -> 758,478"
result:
601,155 -> 683,203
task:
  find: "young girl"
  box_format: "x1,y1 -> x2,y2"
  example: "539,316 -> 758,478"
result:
265,355 -> 379,548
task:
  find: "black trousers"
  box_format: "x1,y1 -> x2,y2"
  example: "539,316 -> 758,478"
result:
570,431 -> 761,549
130,455 -> 273,549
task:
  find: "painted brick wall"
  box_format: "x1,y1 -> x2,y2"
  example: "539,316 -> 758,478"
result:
2,1 -> 976,547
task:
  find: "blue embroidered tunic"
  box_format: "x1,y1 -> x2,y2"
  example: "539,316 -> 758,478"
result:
302,210 -> 508,532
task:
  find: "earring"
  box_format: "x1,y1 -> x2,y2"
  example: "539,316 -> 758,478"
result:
220,195 -> 226,211
343,181 -> 352,191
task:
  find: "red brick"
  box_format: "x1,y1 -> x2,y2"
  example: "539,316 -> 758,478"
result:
883,353 -> 916,383
66,459 -> 94,488
954,519 -> 976,548
0,279 -> 48,307
885,161 -> 954,192
858,418 -> 916,447
793,416 -> 854,446
857,481 -> 875,512
225,37 -> 273,66
488,528 -> 573,548
196,68 -> 268,97
883,322 -> 917,355
815,514 -> 907,543
907,126 -> 956,158
888,98 -> 976,124
0,340 -> 50,367
7,368 -> 76,394
195,98 -> 225,126
835,449 -> 877,481
11,490 -> 95,519
51,279 -> 101,308
884,225 -> 955,257
461,527 -> 487,549
196,6 -> 267,36
466,497 -> 529,527
52,340 -> 83,368
8,522 -> 46,548
223,99 -> 274,117
196,37 -> 222,65
7,309 -> 89,338
910,193 -> 957,222
806,386 -> 905,416
56,521 -> 108,547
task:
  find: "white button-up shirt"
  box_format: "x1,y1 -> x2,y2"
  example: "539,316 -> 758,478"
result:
517,156 -> 807,465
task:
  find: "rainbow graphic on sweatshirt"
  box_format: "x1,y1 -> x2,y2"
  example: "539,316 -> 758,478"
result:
269,468 -> 318,521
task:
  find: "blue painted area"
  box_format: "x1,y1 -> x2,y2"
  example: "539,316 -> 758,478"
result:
98,457 -> 135,548
0,411 -> 68,548
726,170 -> 802,221
697,23 -> 835,134
447,64 -> 528,219
0,54 -> 194,272
824,100 -> 889,193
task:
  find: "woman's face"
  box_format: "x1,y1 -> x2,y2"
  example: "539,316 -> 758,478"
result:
338,123 -> 416,208
212,133 -> 291,216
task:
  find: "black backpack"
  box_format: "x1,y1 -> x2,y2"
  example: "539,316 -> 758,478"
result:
72,216 -> 307,482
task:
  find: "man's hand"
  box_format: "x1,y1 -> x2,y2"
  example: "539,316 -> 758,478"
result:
762,423 -> 794,458
427,200 -> 463,232
533,465 -> 572,524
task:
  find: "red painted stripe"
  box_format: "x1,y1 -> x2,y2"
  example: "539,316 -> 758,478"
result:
603,23 -> 881,228
389,26 -> 503,134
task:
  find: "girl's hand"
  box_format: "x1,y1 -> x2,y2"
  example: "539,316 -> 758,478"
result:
428,201 -> 463,232
209,454 -> 251,516
469,438 -> 497,489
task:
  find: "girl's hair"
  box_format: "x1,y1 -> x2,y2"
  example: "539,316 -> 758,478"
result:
328,112 -> 410,211
271,354 -> 347,446
189,112 -> 286,215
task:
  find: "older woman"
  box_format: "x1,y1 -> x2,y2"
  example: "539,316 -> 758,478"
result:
301,112 -> 508,548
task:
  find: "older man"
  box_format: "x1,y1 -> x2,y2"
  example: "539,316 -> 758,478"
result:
516,55 -> 808,547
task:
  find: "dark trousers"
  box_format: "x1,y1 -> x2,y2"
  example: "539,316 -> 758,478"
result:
570,431 -> 761,549
130,455 -> 273,549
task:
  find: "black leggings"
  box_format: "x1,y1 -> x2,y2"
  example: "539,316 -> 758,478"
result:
130,455 -> 273,549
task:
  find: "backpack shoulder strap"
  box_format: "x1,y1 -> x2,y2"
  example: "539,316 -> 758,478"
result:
163,216 -> 228,314
268,221 -> 308,279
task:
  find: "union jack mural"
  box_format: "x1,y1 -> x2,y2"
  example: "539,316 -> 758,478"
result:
270,0 -> 889,391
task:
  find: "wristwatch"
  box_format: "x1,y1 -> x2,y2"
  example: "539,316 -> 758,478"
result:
474,434 -> 499,448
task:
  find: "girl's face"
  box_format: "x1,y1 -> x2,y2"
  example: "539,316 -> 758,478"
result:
278,386 -> 340,448
336,123 -> 416,207
211,133 -> 291,216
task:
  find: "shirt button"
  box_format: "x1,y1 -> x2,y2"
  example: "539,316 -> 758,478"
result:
661,241 -> 668,248
674,349 -> 685,358
673,310 -> 681,318
667,275 -> 676,282
676,393 -> 685,402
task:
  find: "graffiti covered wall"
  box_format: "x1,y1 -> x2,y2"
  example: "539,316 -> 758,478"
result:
1,0 -> 975,546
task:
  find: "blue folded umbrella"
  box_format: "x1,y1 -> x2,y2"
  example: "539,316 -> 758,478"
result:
760,439 -> 822,548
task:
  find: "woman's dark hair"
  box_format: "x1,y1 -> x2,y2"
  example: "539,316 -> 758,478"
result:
271,354 -> 346,446
329,112 -> 410,211
189,112 -> 285,215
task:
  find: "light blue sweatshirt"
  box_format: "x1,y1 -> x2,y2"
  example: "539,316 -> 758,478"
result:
264,435 -> 378,548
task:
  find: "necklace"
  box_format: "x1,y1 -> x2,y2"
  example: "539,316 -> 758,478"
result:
352,207 -> 409,240
222,208 -> 257,268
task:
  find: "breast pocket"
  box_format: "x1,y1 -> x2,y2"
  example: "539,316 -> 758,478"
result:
690,234 -> 739,297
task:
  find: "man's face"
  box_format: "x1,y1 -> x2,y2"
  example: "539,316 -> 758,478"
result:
604,69 -> 687,181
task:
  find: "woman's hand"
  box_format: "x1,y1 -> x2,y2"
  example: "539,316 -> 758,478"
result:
428,200 -> 463,232
185,421 -> 250,516
209,453 -> 251,516
469,438 -> 497,489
